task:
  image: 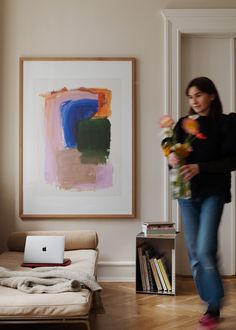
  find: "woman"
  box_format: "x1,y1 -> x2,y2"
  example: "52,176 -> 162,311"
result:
174,77 -> 235,328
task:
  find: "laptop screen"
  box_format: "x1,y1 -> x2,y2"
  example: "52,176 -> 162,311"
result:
23,236 -> 65,264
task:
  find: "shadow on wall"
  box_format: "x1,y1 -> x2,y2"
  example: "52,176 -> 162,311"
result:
0,1 -> 15,252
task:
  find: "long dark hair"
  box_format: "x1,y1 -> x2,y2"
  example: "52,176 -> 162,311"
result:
185,77 -> 223,119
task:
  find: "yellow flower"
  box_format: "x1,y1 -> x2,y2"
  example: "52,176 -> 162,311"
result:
162,145 -> 171,156
173,143 -> 192,158
161,139 -> 172,156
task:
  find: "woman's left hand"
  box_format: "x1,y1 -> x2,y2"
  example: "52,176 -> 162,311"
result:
180,164 -> 200,181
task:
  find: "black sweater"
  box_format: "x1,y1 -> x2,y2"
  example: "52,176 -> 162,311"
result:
174,114 -> 233,203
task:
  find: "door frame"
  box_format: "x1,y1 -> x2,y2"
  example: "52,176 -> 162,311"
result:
161,9 -> 236,274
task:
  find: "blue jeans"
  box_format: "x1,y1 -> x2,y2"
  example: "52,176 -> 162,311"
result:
178,195 -> 225,310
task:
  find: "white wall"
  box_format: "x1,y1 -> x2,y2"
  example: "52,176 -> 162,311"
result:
1,0 -> 236,280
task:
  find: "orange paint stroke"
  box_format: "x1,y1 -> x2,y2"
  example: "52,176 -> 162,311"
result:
41,87 -> 112,119
78,87 -> 112,119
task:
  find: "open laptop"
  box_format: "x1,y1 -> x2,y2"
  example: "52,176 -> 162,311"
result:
23,236 -> 65,265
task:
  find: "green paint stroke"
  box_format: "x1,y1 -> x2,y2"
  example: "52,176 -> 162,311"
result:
77,118 -> 111,164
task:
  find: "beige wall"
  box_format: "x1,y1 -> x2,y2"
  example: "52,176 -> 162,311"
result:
1,0 -> 236,279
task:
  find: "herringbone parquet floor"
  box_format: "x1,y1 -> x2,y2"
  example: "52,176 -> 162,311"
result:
94,278 -> 236,330
2,277 -> 236,330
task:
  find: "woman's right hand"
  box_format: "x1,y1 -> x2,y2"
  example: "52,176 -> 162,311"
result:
180,164 -> 200,181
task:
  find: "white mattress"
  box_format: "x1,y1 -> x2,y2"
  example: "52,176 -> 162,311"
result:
0,249 -> 98,319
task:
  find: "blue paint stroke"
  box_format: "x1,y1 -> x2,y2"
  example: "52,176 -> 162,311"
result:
60,99 -> 98,148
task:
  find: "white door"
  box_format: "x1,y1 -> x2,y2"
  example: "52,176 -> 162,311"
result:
176,35 -> 236,275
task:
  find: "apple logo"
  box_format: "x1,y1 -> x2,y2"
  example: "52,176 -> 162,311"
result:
42,246 -> 47,252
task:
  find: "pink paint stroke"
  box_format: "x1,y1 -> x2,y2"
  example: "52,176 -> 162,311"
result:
42,88 -> 113,191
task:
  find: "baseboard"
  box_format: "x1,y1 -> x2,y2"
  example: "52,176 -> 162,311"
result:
97,262 -> 236,282
97,261 -> 135,282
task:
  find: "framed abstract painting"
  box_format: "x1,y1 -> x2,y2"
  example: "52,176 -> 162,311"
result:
19,57 -> 136,219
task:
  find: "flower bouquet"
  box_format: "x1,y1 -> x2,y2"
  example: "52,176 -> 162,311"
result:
159,115 -> 207,199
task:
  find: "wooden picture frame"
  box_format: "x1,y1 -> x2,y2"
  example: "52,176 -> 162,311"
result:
19,57 -> 136,219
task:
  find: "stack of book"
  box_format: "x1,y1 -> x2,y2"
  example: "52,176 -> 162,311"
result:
142,222 -> 176,237
137,245 -> 173,293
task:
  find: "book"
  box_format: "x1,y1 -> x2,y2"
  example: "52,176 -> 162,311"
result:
153,258 -> 167,291
142,222 -> 176,236
142,222 -> 175,229
149,258 -> 163,291
142,254 -> 150,291
171,249 -> 175,294
157,257 -> 172,292
137,246 -> 147,291
143,233 -> 176,239
21,258 -> 71,268
144,228 -> 176,235
144,248 -> 157,292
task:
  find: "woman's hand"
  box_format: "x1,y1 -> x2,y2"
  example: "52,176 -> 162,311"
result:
180,164 -> 200,181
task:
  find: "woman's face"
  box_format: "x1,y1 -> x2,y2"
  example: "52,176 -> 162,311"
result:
187,86 -> 214,116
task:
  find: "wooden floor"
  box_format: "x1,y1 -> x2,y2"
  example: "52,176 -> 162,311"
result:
94,278 -> 236,330
3,277 -> 236,330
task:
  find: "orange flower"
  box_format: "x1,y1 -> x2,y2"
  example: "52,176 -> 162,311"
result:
182,118 -> 199,135
159,115 -> 175,128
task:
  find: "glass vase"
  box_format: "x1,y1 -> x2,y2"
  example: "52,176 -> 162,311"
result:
170,167 -> 191,199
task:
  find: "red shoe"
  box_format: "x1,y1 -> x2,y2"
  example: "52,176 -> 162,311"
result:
199,313 -> 219,326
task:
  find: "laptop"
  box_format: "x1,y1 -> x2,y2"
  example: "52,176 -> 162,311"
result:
23,236 -> 65,265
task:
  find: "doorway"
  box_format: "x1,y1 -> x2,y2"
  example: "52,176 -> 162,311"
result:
162,9 -> 236,275
180,35 -> 235,275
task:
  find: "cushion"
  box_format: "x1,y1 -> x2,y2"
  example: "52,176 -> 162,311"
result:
7,230 -> 98,252
0,248 -> 98,319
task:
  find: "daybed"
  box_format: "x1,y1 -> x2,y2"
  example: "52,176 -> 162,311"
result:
0,230 -> 103,330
